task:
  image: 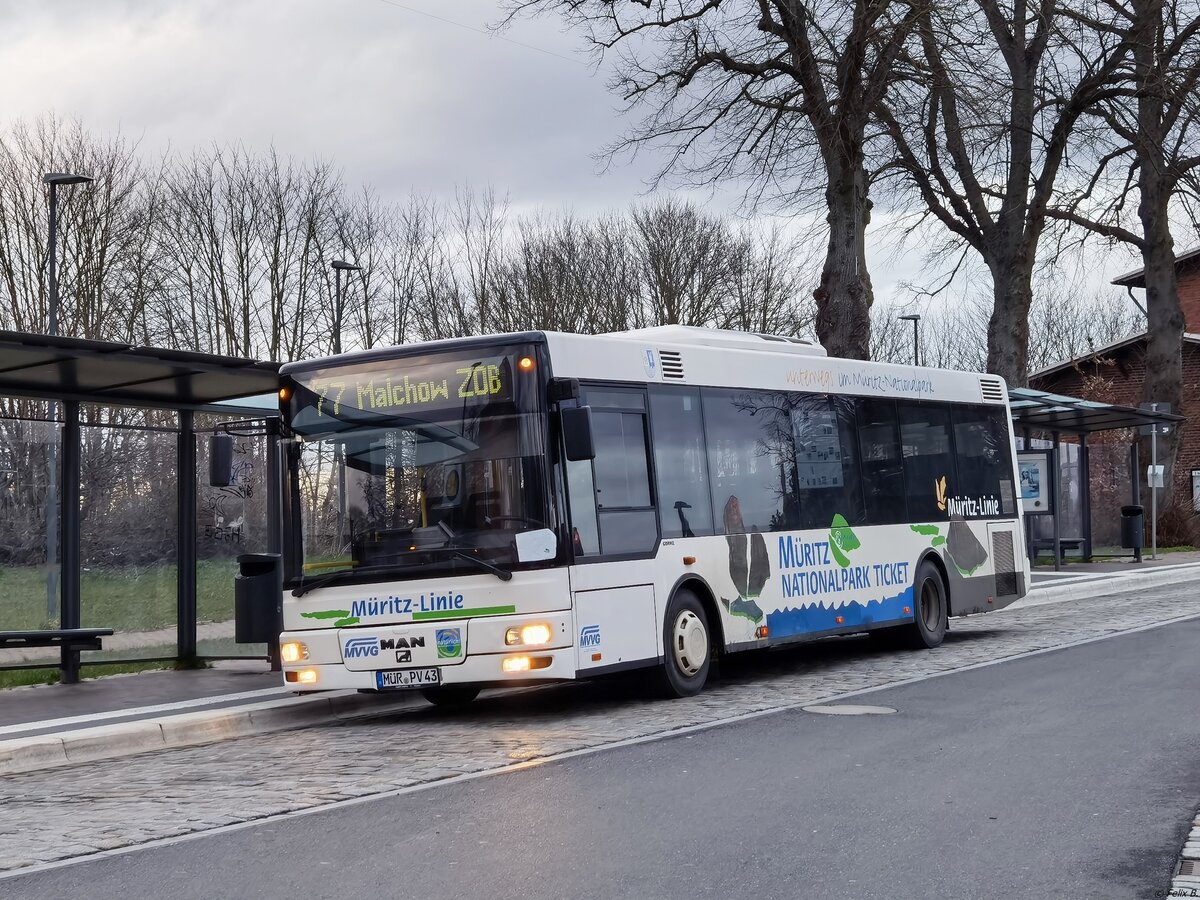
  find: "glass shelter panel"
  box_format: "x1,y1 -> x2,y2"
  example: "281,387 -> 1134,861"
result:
0,410 -> 62,667
197,422 -> 270,658
78,413 -> 179,662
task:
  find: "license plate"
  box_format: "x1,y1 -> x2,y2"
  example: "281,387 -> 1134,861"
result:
375,668 -> 441,689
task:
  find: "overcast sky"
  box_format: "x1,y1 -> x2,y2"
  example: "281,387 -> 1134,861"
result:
0,0 -> 1143,311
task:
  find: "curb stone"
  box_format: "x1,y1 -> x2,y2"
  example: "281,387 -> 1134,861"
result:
1019,562 -> 1200,608
0,690 -> 421,777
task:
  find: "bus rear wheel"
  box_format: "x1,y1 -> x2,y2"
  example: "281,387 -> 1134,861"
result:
420,685 -> 480,708
908,560 -> 948,649
655,588 -> 712,698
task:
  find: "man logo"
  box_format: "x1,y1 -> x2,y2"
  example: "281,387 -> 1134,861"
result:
380,636 -> 425,650
343,636 -> 379,659
580,625 -> 601,648
395,649 -> 412,663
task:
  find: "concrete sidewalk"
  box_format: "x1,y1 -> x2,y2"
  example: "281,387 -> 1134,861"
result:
1,555 -> 1198,778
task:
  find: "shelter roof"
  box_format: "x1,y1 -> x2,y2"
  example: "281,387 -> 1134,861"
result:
1008,387 -> 1183,435
0,330 -> 280,412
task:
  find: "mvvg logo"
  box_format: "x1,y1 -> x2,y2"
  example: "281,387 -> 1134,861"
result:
580,625 -> 601,648
344,636 -> 380,659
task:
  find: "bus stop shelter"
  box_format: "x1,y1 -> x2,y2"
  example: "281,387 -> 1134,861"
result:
0,330 -> 279,681
1007,387 -> 1184,568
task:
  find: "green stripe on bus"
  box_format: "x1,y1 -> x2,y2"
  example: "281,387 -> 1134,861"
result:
412,605 -> 517,621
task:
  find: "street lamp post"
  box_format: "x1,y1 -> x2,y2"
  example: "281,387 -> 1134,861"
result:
331,259 -> 361,356
42,172 -> 92,620
329,260 -> 361,548
898,313 -> 921,367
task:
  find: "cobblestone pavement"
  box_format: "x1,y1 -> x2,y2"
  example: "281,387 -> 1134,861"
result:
3,584 -> 1199,873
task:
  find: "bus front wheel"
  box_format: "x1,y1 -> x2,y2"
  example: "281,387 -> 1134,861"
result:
655,589 -> 712,698
908,561 -> 948,649
420,685 -> 481,708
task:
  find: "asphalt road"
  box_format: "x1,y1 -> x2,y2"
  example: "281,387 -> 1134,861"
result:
10,617 -> 1200,900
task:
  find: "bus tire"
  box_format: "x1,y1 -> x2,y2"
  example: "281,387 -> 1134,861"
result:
420,685 -> 480,707
908,560 -> 948,649
655,588 -> 712,698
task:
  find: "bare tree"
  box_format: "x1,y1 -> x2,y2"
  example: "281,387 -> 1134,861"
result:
879,0 -> 1135,384
873,287 -> 1140,372
632,198 -> 732,326
506,0 -> 924,359
0,116 -> 152,342
1041,0 -> 1200,499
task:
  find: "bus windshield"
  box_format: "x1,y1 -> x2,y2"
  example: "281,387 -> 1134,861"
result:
281,343 -> 551,584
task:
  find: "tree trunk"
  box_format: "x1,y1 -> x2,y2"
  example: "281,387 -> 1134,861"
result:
1135,0 -> 1184,507
814,164 -> 873,360
984,247 -> 1036,386
1138,171 -> 1183,506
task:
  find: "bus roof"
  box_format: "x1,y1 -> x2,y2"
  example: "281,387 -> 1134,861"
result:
543,326 -> 1008,406
281,326 -> 1008,407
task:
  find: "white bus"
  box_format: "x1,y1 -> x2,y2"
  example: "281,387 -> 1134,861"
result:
277,326 -> 1028,703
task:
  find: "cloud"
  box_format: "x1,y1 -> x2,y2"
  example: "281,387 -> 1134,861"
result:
0,0 -> 667,210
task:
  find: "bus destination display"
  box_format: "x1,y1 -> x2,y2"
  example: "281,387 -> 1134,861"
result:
295,355 -> 516,420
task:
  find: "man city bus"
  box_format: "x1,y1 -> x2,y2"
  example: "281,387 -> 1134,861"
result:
276,326 -> 1028,705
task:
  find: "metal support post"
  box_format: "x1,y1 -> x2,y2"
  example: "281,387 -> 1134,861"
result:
265,419 -> 283,671
1052,432 -> 1062,572
1130,441 -> 1142,563
1080,434 -> 1092,560
177,410 -> 198,664
60,401 -> 81,683
45,411 -> 59,620
1151,421 -> 1158,560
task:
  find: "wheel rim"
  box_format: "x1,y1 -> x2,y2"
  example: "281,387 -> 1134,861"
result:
919,578 -> 941,631
672,610 -> 708,677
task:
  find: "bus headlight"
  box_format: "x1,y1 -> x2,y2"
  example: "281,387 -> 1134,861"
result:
502,655 -> 552,673
504,623 -> 553,646
285,668 -> 319,684
280,641 -> 309,663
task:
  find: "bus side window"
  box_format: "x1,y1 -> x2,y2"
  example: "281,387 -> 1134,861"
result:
649,387 -> 714,539
590,408 -> 658,555
898,401 -> 956,522
702,388 -> 797,534
855,398 -> 907,525
792,394 -> 864,528
952,405 -> 1015,515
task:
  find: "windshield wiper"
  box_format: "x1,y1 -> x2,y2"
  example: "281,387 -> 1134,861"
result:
292,564 -> 398,597
444,549 -> 513,581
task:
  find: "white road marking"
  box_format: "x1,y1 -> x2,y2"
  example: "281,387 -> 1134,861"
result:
803,705 -> 897,715
4,608 -> 1198,883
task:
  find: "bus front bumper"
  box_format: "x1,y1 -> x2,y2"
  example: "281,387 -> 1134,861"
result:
280,645 -> 577,692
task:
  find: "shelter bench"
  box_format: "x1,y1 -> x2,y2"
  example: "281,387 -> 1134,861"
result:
1029,538 -> 1085,564
0,628 -> 114,684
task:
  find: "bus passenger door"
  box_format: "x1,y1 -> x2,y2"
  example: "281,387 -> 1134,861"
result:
565,387 -> 661,673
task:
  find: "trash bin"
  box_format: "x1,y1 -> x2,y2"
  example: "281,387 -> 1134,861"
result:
234,553 -> 282,643
1120,505 -> 1144,550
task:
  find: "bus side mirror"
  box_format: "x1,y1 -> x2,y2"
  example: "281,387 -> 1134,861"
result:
209,434 -> 234,487
561,406 -> 595,461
